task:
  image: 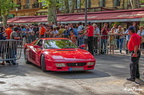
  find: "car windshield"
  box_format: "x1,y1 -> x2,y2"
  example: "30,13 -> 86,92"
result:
44,39 -> 77,49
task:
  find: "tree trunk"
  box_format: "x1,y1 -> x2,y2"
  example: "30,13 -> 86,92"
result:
87,0 -> 91,8
47,0 -> 57,25
64,0 -> 69,13
2,15 -> 8,28
130,0 -> 140,9
69,0 -> 76,13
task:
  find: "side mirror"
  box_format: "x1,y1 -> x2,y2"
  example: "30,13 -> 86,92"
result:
78,44 -> 85,48
33,45 -> 41,48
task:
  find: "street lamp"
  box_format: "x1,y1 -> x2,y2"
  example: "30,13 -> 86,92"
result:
85,0 -> 87,26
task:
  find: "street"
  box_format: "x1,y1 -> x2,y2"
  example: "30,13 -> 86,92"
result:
0,52 -> 144,95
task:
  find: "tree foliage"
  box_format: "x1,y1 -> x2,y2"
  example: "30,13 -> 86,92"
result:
0,0 -> 18,26
38,0 -> 58,24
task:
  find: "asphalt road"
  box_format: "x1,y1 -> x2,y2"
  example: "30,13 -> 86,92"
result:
0,52 -> 144,95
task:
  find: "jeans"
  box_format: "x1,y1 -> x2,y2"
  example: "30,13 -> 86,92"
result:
118,38 -> 124,53
11,48 -> 17,63
101,39 -> 107,54
78,36 -> 84,46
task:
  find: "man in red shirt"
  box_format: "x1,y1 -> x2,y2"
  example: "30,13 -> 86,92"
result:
127,26 -> 142,82
100,23 -> 110,54
87,22 -> 94,55
39,24 -> 46,38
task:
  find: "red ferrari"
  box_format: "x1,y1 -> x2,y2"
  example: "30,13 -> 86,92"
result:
24,38 -> 96,72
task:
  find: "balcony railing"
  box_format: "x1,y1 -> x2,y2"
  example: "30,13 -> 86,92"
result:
32,3 -> 41,8
73,7 -> 121,13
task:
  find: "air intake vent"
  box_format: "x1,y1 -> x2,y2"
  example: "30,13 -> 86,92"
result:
67,63 -> 86,67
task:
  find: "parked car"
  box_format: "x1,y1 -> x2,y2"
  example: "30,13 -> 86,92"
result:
24,38 -> 96,72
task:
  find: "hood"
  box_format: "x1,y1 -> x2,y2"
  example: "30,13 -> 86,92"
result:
43,49 -> 95,61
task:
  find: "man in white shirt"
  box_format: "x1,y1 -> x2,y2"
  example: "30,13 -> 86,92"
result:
77,22 -> 84,46
93,24 -> 100,54
137,26 -> 144,49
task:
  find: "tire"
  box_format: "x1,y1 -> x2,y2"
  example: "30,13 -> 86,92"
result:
41,55 -> 46,72
24,49 -> 31,64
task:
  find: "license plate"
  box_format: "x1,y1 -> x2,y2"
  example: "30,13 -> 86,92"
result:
69,67 -> 84,71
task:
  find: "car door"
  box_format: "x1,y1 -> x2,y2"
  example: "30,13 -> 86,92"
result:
29,39 -> 43,65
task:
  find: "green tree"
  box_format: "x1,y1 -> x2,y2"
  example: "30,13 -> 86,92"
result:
0,0 -> 18,27
39,0 -> 57,24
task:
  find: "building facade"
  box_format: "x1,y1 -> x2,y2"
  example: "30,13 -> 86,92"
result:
10,0 -> 143,16
10,0 -> 42,16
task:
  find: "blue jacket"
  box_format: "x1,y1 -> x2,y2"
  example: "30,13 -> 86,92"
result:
0,33 -> 6,40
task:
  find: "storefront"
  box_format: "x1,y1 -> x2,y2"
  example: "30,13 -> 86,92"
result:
8,8 -> 144,25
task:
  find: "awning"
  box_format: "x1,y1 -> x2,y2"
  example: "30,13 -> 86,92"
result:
31,16 -> 47,22
58,9 -> 144,23
8,16 -> 37,23
8,8 -> 144,23
7,17 -> 17,23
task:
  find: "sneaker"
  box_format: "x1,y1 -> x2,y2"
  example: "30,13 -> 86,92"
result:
127,77 -> 135,82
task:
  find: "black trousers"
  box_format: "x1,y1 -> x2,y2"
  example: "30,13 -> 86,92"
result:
130,50 -> 141,79
88,37 -> 94,55
93,37 -> 98,50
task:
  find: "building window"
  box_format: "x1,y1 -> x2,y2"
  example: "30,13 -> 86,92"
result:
113,0 -> 120,7
99,0 -> 105,7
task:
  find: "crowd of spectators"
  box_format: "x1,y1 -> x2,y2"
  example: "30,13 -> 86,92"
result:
0,22 -> 144,58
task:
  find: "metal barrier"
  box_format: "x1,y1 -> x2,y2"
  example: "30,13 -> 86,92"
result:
93,34 -> 144,55
0,40 -> 22,62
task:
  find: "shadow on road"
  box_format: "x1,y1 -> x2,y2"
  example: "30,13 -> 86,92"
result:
1,82 -> 86,95
0,65 -> 30,78
43,70 -> 110,79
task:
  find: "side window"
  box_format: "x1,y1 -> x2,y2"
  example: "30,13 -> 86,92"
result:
34,40 -> 43,46
37,40 -> 43,46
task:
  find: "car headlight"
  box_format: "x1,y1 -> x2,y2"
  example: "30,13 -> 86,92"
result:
87,62 -> 95,65
55,63 -> 66,67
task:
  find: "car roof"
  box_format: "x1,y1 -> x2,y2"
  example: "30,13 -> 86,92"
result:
39,38 -> 69,40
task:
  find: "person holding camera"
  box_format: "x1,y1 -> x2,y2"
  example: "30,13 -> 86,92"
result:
100,23 -> 110,54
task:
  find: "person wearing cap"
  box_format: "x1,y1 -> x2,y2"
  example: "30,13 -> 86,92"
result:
127,26 -> 142,82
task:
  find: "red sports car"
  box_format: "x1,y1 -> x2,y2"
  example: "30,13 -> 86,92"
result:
24,38 -> 96,72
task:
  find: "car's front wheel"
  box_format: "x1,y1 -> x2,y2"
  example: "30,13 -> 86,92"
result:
41,54 -> 46,72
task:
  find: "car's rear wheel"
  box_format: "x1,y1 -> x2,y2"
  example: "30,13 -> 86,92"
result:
24,49 -> 31,64
41,54 -> 46,72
